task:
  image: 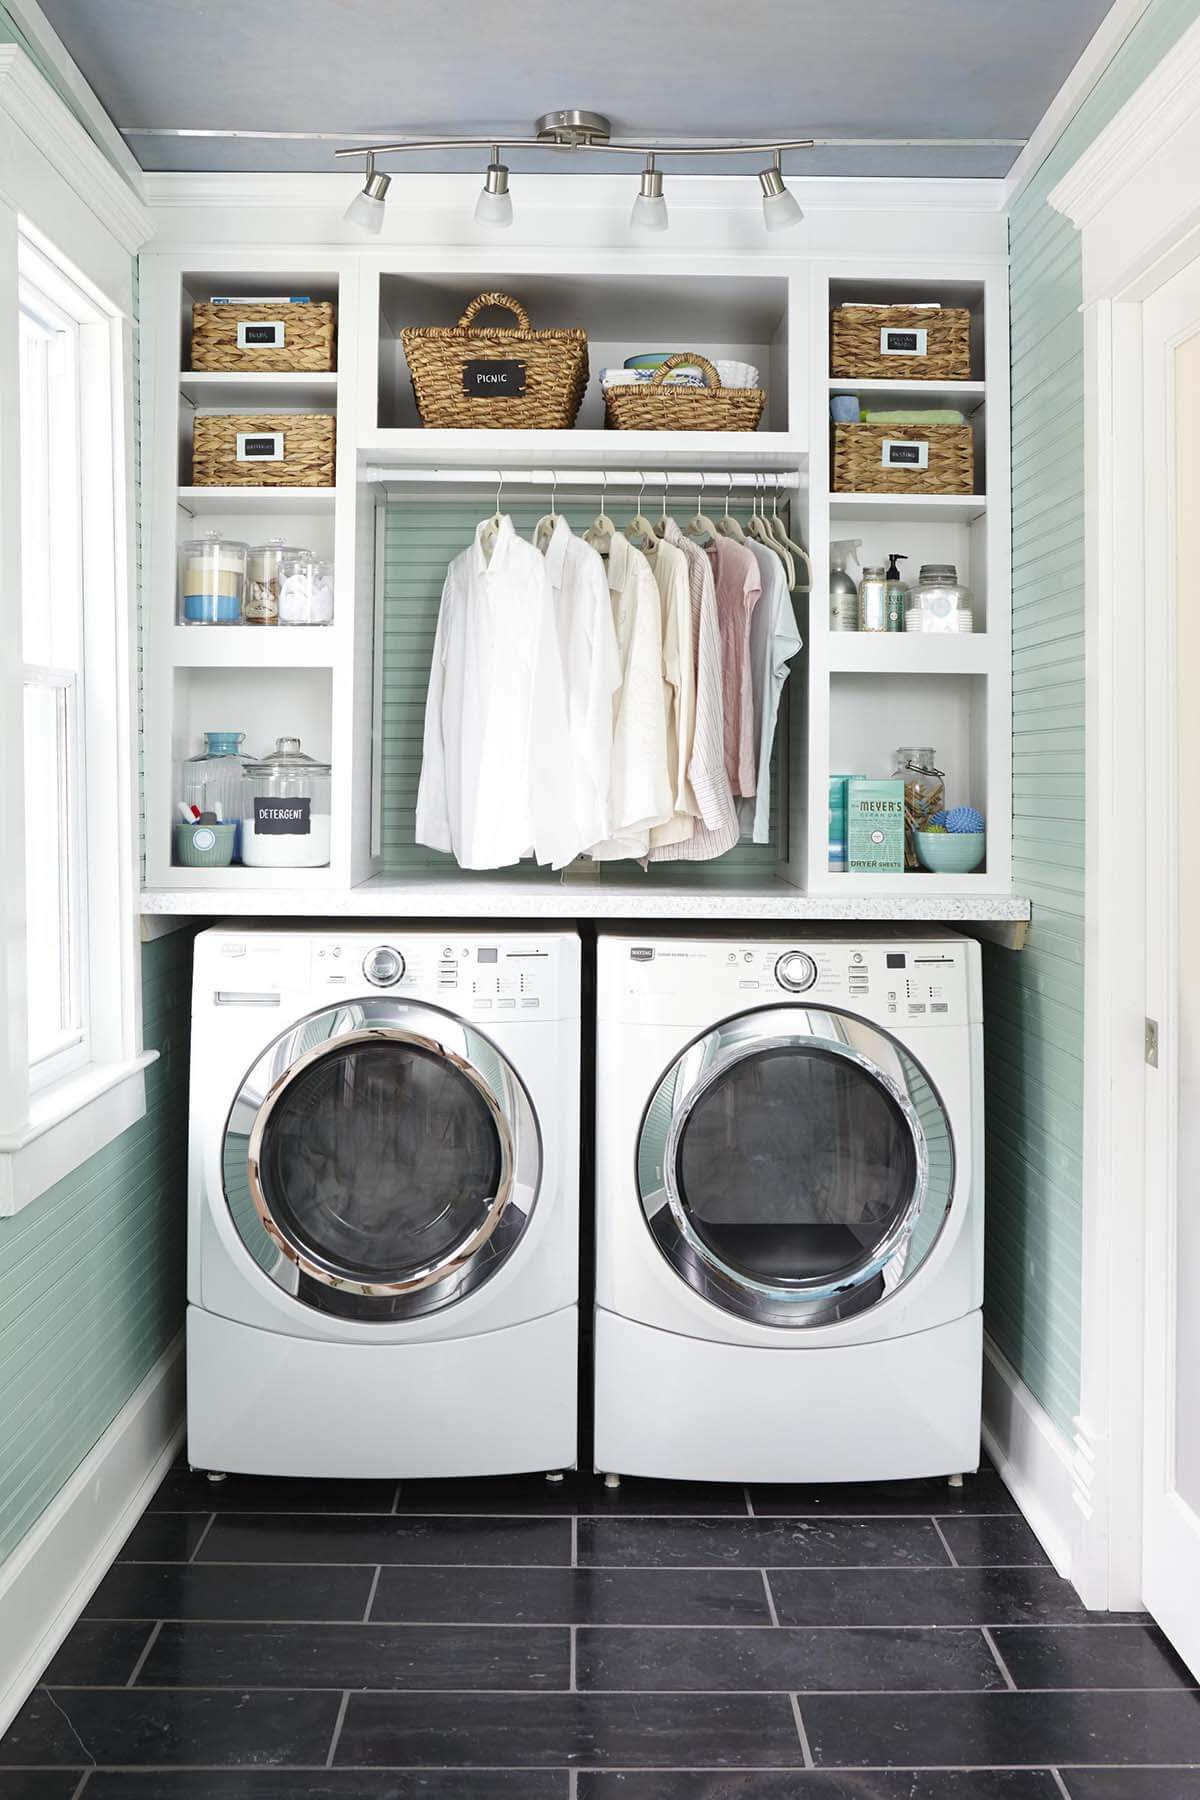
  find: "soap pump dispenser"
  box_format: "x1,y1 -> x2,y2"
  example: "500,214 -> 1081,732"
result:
884,552 -> 909,633
829,540 -> 862,632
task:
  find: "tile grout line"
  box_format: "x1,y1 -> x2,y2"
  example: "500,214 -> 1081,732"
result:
362,1566 -> 382,1623
391,1483 -> 402,1516
744,1487 -> 755,1517
187,1515 -> 217,1565
931,1518 -> 960,1567
980,1623 -> 1019,1691
1051,1771 -> 1074,1799
789,1690 -> 815,1769
70,1771 -> 92,1800
761,1568 -> 781,1628
568,1768 -> 578,1799
569,1623 -> 577,1692
324,1688 -> 352,1768
124,1620 -> 164,1688
571,1515 -> 578,1568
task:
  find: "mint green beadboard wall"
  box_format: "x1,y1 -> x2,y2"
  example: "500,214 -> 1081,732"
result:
0,929 -> 193,1564
986,0 -> 1200,1436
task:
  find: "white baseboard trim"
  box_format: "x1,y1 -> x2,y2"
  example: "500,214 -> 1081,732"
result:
0,1333 -> 184,1736
982,1333 -> 1080,1583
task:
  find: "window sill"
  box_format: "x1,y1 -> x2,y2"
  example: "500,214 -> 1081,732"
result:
0,1050 -> 159,1218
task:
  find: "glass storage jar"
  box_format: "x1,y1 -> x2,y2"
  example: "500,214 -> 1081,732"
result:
245,539 -> 304,626
278,553 -> 334,626
891,746 -> 945,870
179,730 -> 252,860
906,563 -> 973,634
241,737 -> 331,868
179,533 -> 247,625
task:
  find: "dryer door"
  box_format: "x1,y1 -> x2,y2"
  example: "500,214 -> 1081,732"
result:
222,998 -> 540,1320
637,1005 -> 955,1327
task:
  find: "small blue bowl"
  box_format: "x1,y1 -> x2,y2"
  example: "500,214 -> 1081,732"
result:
830,395 -> 861,423
915,830 -> 986,875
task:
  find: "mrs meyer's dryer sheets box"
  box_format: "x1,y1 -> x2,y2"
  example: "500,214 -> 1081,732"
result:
847,778 -> 905,873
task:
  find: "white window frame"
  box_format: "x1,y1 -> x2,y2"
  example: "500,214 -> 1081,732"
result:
0,46 -> 155,1217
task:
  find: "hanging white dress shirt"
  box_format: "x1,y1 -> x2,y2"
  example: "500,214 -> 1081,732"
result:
642,533 -> 697,851
589,531 -> 672,861
415,516 -> 581,870
536,516 -> 622,851
649,519 -> 740,863
739,538 -> 803,844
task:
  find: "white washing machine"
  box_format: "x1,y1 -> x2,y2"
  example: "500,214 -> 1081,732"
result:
187,924 -> 580,1480
594,929 -> 984,1485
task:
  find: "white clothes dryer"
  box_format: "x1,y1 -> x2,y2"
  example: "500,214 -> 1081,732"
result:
594,929 -> 984,1485
187,924 -> 580,1480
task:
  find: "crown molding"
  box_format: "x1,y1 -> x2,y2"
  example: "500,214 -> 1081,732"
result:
0,0 -> 144,188
1048,12 -> 1200,227
0,44 -> 152,254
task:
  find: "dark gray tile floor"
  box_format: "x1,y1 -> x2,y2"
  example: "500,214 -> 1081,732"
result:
2,1456 -> 1198,1797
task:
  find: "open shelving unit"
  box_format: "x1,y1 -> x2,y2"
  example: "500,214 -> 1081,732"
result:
137,246 -> 1020,922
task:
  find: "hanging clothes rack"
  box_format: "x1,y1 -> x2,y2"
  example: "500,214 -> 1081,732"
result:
363,466 -> 805,492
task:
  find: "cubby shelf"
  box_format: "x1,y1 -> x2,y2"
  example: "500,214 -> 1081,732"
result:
176,484 -> 337,516
168,625 -> 339,668
822,633 -> 996,675
180,370 -> 338,408
361,428 -> 808,473
828,377 -> 987,413
829,491 -> 988,524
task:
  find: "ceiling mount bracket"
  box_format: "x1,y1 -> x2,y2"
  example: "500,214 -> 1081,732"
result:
535,110 -> 613,147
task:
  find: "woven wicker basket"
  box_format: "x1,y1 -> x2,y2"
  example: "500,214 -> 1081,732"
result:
832,421 -> 975,495
830,306 -> 972,381
401,293 -> 588,430
192,414 -> 336,487
191,302 -> 336,373
604,353 -> 765,433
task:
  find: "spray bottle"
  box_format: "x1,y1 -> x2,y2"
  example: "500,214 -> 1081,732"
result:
884,553 -> 909,633
829,540 -> 861,632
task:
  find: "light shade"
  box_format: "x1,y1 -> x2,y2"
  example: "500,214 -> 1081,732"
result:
631,161 -> 667,232
475,161 -> 513,227
758,163 -> 803,234
344,159 -> 390,234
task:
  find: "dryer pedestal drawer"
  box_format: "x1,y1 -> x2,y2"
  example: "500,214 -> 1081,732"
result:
187,1303 -> 577,1479
593,1305 -> 982,1484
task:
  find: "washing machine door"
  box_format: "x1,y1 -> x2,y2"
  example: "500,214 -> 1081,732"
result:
637,1005 -> 955,1327
222,998 -> 540,1320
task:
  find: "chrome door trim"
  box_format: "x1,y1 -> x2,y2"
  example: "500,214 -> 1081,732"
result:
636,1004 -> 955,1328
222,997 -> 539,1318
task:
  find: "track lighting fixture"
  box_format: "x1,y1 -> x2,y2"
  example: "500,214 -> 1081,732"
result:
630,155 -> 667,233
474,148 -> 514,227
344,151 -> 390,233
758,150 -> 804,233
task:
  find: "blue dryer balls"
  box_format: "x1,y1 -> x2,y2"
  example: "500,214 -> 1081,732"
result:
941,806 -> 986,834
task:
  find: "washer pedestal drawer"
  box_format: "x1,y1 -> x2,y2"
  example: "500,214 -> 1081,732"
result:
593,1306 -> 981,1484
187,1303 -> 577,1479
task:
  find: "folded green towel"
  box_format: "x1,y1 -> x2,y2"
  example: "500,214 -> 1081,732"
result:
858,408 -> 966,425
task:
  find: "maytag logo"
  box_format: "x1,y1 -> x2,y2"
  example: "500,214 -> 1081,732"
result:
630,947 -> 655,962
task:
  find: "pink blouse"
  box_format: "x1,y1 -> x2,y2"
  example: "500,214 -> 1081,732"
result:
706,536 -> 761,796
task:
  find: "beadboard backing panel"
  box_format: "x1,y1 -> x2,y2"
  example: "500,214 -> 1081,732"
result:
989,0 -> 1200,1438
379,498 -> 788,881
0,931 -> 193,1565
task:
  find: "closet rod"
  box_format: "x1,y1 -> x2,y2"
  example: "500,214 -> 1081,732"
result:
363,466 -> 805,490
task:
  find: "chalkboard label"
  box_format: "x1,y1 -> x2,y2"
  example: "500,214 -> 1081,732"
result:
882,438 -> 929,470
237,320 -> 285,348
254,797 -> 311,835
237,431 -> 284,461
463,359 -> 526,397
880,326 -> 928,357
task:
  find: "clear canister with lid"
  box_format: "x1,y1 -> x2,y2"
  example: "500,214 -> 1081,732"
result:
179,532 -> 247,625
241,736 -> 331,868
278,553 -> 335,626
245,539 -> 305,626
907,563 -> 973,634
891,746 -> 946,870
857,566 -> 888,633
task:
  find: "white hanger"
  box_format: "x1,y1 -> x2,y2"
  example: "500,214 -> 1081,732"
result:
684,474 -> 718,547
654,470 -> 671,538
744,474 -> 792,585
584,470 -> 616,556
625,471 -> 658,553
766,480 -> 811,589
533,468 -> 561,554
717,473 -> 746,543
480,469 -> 506,561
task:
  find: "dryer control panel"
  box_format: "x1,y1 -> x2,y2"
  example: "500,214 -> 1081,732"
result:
600,934 -> 979,1028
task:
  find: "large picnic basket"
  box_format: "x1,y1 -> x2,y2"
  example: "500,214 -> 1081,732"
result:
401,292 -> 588,429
